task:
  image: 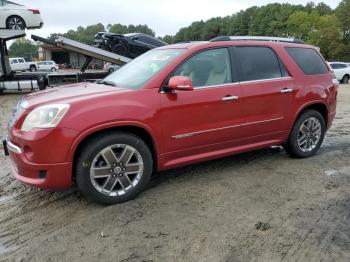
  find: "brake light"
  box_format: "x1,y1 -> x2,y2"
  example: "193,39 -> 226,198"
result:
28,9 -> 40,14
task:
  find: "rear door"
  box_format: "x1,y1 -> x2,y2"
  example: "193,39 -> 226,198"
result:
160,47 -> 243,161
234,46 -> 294,139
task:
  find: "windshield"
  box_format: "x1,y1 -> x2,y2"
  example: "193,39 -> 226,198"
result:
102,49 -> 185,89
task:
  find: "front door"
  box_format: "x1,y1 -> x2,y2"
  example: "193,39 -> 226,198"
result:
160,48 -> 243,163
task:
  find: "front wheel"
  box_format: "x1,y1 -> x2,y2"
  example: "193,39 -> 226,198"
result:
75,132 -> 153,205
29,65 -> 36,72
284,110 -> 326,158
342,75 -> 349,84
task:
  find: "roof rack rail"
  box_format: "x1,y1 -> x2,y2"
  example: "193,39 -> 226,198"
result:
210,36 -> 305,44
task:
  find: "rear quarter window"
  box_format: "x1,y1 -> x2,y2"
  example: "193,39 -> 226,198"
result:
285,47 -> 329,75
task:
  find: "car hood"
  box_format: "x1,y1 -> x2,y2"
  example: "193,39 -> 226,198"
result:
23,82 -> 131,108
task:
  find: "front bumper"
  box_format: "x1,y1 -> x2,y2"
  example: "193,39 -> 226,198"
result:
3,130 -> 75,189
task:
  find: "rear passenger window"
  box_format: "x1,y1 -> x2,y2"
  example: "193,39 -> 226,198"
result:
235,47 -> 284,81
286,47 -> 328,75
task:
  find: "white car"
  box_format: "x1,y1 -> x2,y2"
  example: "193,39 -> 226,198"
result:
36,61 -> 59,72
328,62 -> 350,84
104,62 -> 121,73
10,57 -> 37,72
0,0 -> 43,30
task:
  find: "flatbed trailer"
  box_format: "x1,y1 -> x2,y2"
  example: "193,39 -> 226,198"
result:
0,30 -> 132,93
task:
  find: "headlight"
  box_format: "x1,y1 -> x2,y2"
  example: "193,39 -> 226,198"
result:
21,104 -> 70,132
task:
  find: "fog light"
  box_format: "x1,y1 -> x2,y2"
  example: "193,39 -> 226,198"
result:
39,170 -> 47,179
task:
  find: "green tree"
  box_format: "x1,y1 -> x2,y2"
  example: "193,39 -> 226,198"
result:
287,11 -> 320,40
9,38 -> 38,60
336,0 -> 350,40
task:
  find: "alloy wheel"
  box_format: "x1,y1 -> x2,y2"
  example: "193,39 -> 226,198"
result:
297,117 -> 322,153
8,17 -> 25,30
90,144 -> 144,197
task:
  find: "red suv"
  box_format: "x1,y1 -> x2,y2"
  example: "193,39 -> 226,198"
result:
3,36 -> 338,204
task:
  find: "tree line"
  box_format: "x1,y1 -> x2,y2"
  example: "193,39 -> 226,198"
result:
9,0 -> 350,61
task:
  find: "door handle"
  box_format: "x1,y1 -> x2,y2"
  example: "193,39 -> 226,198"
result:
222,95 -> 239,101
280,88 -> 293,94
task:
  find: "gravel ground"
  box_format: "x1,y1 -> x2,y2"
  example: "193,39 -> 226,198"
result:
0,86 -> 349,262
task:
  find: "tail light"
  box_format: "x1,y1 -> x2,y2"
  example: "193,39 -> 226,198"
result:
28,9 -> 40,14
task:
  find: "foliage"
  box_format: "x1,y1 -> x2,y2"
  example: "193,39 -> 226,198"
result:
26,0 -> 350,61
8,38 -> 38,60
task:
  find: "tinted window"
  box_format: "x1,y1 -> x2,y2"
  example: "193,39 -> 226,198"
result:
18,59 -> 25,63
11,60 -> 18,64
235,47 -> 283,81
286,47 -> 328,75
173,48 -> 232,88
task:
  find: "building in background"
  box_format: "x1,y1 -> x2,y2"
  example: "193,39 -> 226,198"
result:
38,44 -> 103,69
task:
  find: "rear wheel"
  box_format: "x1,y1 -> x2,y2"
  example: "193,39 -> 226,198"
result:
108,68 -> 115,73
284,110 -> 325,158
111,44 -> 128,56
6,16 -> 26,30
51,67 -> 57,72
342,75 -> 349,84
75,132 -> 153,205
29,65 -> 36,72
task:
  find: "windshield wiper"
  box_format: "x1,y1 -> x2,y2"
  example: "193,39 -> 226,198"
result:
99,80 -> 118,87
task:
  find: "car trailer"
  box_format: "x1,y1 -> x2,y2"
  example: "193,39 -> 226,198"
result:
0,30 -> 132,93
31,34 -> 132,87
0,30 -> 46,92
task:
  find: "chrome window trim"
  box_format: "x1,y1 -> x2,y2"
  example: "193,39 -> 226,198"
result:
172,117 -> 284,139
6,136 -> 22,154
239,76 -> 292,85
194,82 -> 239,90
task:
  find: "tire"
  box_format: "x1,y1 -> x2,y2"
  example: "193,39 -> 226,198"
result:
341,75 -> 349,84
108,68 -> 115,73
75,132 -> 153,205
51,67 -> 57,72
284,109 -> 325,158
29,65 -> 36,72
6,16 -> 26,30
111,44 -> 128,56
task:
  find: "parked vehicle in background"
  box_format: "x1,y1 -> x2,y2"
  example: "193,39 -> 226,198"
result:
94,32 -> 167,59
36,61 -> 59,72
328,62 -> 350,84
3,36 -> 338,205
9,57 -> 37,72
0,0 -> 43,30
104,62 -> 121,73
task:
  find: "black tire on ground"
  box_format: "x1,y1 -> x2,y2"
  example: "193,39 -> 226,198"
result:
342,75 -> 349,84
111,44 -> 128,56
6,16 -> 26,30
284,109 -> 326,158
51,67 -> 57,72
108,68 -> 115,73
29,65 -> 36,72
75,132 -> 153,205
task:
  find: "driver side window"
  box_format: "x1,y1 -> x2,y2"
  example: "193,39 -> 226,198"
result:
173,48 -> 232,88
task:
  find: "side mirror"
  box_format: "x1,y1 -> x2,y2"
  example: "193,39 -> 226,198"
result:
167,76 -> 193,91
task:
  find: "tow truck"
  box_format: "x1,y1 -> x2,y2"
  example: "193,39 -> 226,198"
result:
0,30 -> 132,93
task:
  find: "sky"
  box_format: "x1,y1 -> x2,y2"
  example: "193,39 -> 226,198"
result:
17,0 -> 342,38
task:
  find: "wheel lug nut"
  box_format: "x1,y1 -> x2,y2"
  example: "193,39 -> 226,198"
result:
120,162 -> 123,166
119,173 -> 123,177
122,167 -> 126,171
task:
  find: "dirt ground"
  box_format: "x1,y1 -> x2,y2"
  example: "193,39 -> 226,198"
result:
0,86 -> 350,262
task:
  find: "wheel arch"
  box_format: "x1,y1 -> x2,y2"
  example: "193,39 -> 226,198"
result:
293,101 -> 329,129
70,123 -> 159,176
